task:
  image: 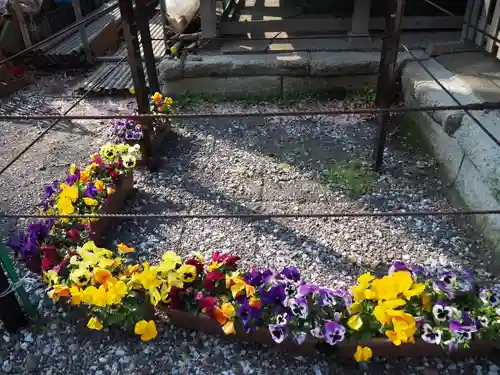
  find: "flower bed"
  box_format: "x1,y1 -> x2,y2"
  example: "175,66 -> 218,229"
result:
105,92 -> 174,167
39,242 -> 500,361
7,143 -> 139,274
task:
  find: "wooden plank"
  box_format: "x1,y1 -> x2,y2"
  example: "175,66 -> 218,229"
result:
475,0 -> 492,46
219,16 -> 464,35
10,0 -> 32,48
486,0 -> 500,51
201,0 -> 218,38
350,0 -> 371,37
72,0 -> 92,63
468,0 -> 483,41
462,0 -> 475,41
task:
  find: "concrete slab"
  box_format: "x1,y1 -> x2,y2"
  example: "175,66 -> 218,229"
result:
436,51 -> 500,103
219,31 -> 462,55
282,75 -> 377,97
159,53 -> 309,79
163,76 -> 282,99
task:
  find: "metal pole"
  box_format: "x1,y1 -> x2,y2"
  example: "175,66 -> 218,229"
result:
373,0 -> 405,171
118,0 -> 154,168
135,0 -> 160,93
72,0 -> 93,64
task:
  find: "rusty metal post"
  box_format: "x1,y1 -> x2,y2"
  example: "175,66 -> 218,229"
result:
118,0 -> 154,168
136,0 -> 160,93
372,0 -> 405,171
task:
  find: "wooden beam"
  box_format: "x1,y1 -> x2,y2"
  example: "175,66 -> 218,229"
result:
461,0 -> 474,41
201,0 -> 218,39
10,0 -> 32,48
219,16 -> 464,35
72,0 -> 92,63
350,0 -> 371,37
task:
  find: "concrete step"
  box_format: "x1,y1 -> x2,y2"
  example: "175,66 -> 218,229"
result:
159,50 -> 427,99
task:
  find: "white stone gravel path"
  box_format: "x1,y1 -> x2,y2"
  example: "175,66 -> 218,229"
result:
0,75 -> 499,375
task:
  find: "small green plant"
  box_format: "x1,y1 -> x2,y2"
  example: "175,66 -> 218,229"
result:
345,88 -> 376,103
322,162 -> 377,197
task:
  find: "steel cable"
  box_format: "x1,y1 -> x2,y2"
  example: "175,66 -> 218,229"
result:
0,57 -> 127,177
2,209 -> 500,220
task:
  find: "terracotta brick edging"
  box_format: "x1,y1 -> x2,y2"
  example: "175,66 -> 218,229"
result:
164,309 -> 497,359
89,170 -> 136,246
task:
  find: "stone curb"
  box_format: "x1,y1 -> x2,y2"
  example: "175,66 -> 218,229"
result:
158,51 -> 428,81
401,59 -> 482,134
406,95 -> 500,255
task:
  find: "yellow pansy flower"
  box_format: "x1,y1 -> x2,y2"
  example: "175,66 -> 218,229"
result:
177,264 -> 197,283
354,346 -> 373,362
87,317 -> 103,331
347,314 -> 363,331
70,285 -> 82,306
135,320 -> 157,341
83,197 -> 99,206
117,243 -> 135,254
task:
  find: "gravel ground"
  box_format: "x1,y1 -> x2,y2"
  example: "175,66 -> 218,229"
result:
1,77 -> 499,375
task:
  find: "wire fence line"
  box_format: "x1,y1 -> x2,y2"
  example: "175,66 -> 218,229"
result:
0,0 -> 499,221
2,210 -> 500,220
0,101 -> 500,121
0,57 -> 127,177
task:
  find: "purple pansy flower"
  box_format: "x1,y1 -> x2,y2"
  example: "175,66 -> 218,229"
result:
268,324 -> 288,344
421,323 -> 442,345
280,266 -> 300,282
389,262 -> 426,280
43,180 -> 59,202
107,119 -> 143,142
432,301 -> 457,322
433,270 -> 473,299
478,316 -> 490,328
297,284 -> 319,297
65,172 -> 80,186
283,282 -> 298,299
479,287 -> 500,307
244,269 -> 273,286
85,182 -> 98,198
447,314 -> 478,351
322,321 -> 346,346
292,331 -> 307,345
317,288 -> 352,308
259,284 -> 286,306
288,298 -> 308,319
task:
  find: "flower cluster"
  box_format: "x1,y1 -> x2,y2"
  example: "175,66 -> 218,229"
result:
106,119 -> 143,143
44,241 -> 154,338
8,143 -> 140,273
42,245 -> 500,361
349,262 -> 500,353
150,92 -> 173,114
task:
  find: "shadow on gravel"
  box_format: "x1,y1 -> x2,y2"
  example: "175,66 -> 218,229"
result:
171,108 -> 493,276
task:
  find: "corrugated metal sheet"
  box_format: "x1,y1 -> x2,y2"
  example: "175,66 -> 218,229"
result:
74,59 -> 159,95
74,40 -> 166,95
149,13 -> 164,40
28,1 -> 121,67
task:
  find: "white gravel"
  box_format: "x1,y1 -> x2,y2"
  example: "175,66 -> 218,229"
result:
0,79 -> 499,374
